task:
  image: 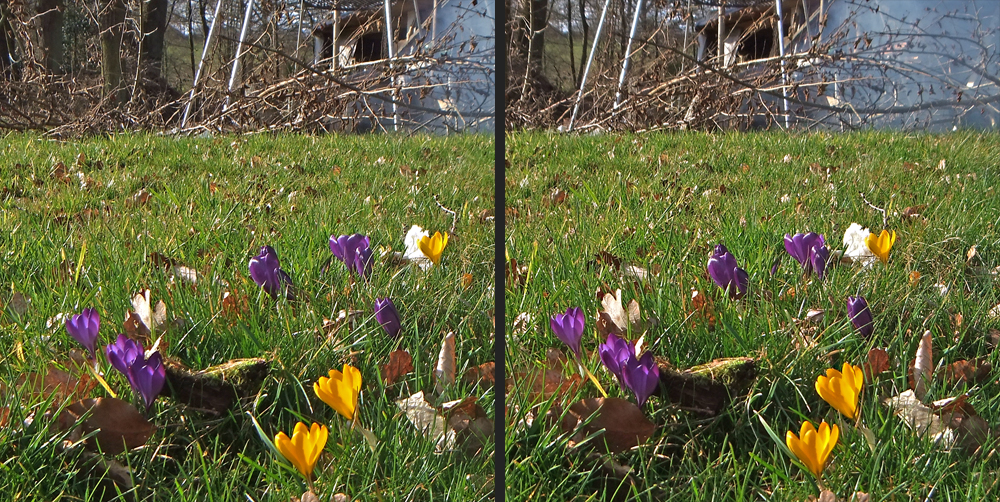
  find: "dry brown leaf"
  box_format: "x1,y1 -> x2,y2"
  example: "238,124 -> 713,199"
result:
688,288 -> 717,331
912,330 -> 933,401
967,245 -> 979,263
560,397 -> 656,453
396,391 -> 446,444
885,389 -> 954,445
382,350 -> 414,386
596,289 -> 643,338
862,348 -> 890,382
55,397 -> 155,455
18,363 -> 97,404
442,397 -> 493,455
909,270 -> 922,285
943,359 -> 991,387
9,291 -> 28,318
506,258 -> 528,290
221,291 -> 248,319
462,362 -> 496,387
131,289 -> 167,336
461,273 -> 474,290
434,332 -> 456,395
130,189 -> 151,206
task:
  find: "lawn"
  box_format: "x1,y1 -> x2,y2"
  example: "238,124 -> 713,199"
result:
0,133 -> 495,501
504,131 -> 1000,501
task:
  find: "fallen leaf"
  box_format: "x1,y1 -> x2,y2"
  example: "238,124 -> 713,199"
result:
560,397 -> 656,453
442,397 -> 493,455
507,349 -> 583,404
863,348 -> 890,381
943,360 -> 991,387
852,493 -> 870,502
9,291 -> 28,318
382,350 -> 414,386
221,291 -> 248,319
51,162 -> 70,183
542,187 -> 567,206
596,289 -> 644,339
462,362 -> 495,387
130,189 -> 151,206
687,288 -> 717,331
885,389 -> 955,446
434,332 -> 456,395
461,273 -> 474,290
816,490 -> 837,502
909,270 -> 922,285
17,360 -> 96,405
912,330 -> 933,400
506,258 -> 528,290
396,391 -> 446,446
55,397 -> 155,455
967,245 -> 978,263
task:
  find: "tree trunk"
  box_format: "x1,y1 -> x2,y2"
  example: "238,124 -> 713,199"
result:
0,0 -> 17,77
140,0 -> 168,81
577,0 -> 589,87
100,0 -> 128,104
36,0 -> 63,72
528,0 -> 547,76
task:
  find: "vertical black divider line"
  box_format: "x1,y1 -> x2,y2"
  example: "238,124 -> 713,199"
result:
494,6 -> 506,499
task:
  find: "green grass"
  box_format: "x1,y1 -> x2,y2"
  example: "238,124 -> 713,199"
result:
0,132 -> 495,501
504,131 -> 1000,501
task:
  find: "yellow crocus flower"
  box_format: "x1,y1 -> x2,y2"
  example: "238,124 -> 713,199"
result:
865,229 -> 896,264
816,363 -> 864,420
418,231 -> 448,266
314,364 -> 362,421
274,422 -> 328,480
786,420 -> 838,479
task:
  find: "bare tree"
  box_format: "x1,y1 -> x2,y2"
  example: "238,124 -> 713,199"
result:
99,0 -> 128,103
36,0 -> 63,72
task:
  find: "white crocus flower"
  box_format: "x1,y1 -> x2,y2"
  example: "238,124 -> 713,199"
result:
403,225 -> 433,270
843,223 -> 876,266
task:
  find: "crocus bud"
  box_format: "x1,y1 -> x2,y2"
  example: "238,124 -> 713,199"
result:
374,298 -> 401,338
105,334 -> 142,377
622,352 -> 659,407
784,232 -> 825,271
847,296 -> 874,338
130,351 -> 166,412
249,246 -> 293,299
550,307 -> 585,359
66,308 -> 100,359
707,245 -> 749,299
598,333 -> 635,385
811,245 -> 830,280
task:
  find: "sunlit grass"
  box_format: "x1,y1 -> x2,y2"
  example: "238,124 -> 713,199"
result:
0,132 -> 495,501
505,131 -> 1000,501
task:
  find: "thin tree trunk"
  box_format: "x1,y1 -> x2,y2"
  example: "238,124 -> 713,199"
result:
567,0 -> 575,85
0,0 -> 17,77
100,0 -> 128,104
528,0 -> 547,77
37,0 -> 63,72
140,0 -> 169,81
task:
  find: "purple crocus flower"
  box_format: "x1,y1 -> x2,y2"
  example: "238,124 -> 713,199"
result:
105,334 -> 143,377
784,232 -> 825,271
129,351 -> 166,412
811,245 -> 831,280
249,246 -> 293,298
66,308 -> 100,359
550,307 -> 586,359
374,298 -> 401,338
354,245 -> 374,278
622,352 -> 659,407
707,244 -> 749,299
330,234 -> 372,277
598,333 -> 635,384
105,334 -> 165,412
847,296 -> 874,338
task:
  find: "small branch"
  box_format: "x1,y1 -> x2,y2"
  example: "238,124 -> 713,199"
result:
859,192 -> 888,229
434,194 -> 458,234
